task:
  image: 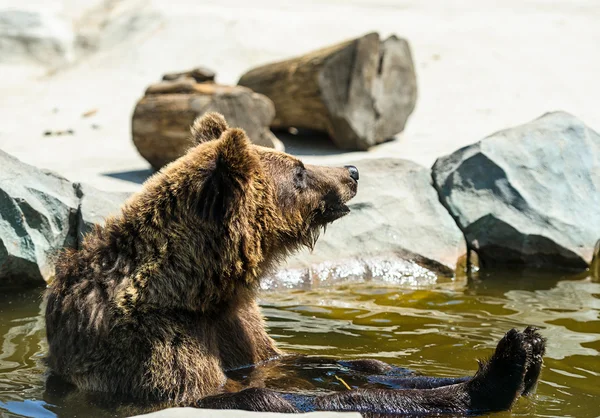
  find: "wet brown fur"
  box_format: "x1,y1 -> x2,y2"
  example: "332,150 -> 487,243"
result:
44,113 -> 358,405
44,113 -> 546,415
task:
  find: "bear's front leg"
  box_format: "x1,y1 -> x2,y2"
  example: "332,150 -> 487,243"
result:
216,299 -> 282,370
199,327 -> 545,415
306,327 -> 545,395
312,327 -> 546,415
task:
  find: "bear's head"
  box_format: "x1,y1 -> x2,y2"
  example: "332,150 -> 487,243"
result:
184,112 -> 359,258
105,113 -> 358,311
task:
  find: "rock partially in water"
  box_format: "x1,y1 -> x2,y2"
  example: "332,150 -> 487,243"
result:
263,254 -> 452,291
0,150 -> 127,287
592,240 -> 600,280
432,111 -> 600,272
282,159 -> 467,277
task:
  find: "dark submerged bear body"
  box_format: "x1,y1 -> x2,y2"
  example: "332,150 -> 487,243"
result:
45,113 -> 546,415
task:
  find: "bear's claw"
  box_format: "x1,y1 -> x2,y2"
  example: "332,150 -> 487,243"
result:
522,326 -> 546,395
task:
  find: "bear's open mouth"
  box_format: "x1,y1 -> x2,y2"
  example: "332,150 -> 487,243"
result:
331,204 -> 350,217
317,203 -> 351,224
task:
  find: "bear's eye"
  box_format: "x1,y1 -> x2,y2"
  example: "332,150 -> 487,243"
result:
293,166 -> 307,189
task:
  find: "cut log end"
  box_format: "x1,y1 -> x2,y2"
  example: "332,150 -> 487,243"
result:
239,32 -> 417,150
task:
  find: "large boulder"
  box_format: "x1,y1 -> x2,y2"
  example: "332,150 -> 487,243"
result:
592,240 -> 600,280
280,158 -> 467,282
263,254 -> 449,292
0,150 -> 128,287
132,77 -> 283,170
75,183 -> 130,246
0,9 -> 74,66
0,2 -> 161,68
432,111 -> 600,271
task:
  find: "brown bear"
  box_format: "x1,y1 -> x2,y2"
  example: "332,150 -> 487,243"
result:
45,113 -> 546,416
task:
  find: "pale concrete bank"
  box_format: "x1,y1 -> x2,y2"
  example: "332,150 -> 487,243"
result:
2,0 -> 600,192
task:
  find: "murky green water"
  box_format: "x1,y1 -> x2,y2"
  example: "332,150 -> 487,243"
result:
1,272 -> 599,417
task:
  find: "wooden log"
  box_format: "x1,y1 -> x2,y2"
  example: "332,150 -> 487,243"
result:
238,32 -> 417,151
162,67 -> 215,83
132,81 -> 283,170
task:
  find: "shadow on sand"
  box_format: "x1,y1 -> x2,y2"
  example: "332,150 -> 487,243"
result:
102,168 -> 154,185
274,129 -> 352,157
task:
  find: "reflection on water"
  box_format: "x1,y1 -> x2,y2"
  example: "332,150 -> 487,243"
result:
1,271 -> 599,418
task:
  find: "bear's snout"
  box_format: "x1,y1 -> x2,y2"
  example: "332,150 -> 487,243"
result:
345,165 -> 359,181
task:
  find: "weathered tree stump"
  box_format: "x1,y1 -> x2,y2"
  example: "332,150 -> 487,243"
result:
132,75 -> 283,170
238,32 -> 417,151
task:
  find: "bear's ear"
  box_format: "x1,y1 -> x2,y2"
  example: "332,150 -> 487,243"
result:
197,128 -> 259,222
190,112 -> 228,144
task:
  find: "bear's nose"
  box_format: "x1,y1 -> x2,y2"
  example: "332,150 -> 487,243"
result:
345,165 -> 359,181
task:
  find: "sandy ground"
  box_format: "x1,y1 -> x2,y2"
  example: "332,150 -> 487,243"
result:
1,0 -> 599,192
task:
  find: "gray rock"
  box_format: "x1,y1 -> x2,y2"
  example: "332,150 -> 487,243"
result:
262,254 -> 444,292
130,407 -> 360,418
0,150 -> 128,286
592,240 -> 600,280
0,3 -> 162,68
0,10 -> 74,66
0,151 -> 78,286
75,183 -> 130,246
432,111 -> 600,271
281,158 -> 467,278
